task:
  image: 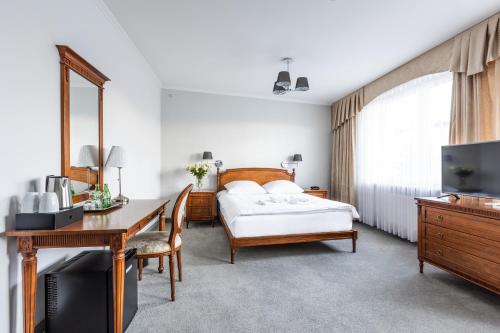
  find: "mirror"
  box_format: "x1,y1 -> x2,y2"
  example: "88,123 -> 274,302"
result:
69,71 -> 99,193
57,45 -> 109,202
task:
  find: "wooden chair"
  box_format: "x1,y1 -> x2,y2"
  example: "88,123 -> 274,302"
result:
127,184 -> 193,301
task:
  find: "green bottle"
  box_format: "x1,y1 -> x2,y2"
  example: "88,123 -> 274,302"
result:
103,184 -> 112,208
93,184 -> 102,208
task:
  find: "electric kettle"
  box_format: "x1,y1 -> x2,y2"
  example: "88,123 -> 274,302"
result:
46,175 -> 73,210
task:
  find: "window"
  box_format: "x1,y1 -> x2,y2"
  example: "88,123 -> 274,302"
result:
356,72 -> 453,241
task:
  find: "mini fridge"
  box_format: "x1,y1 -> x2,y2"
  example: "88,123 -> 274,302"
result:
45,250 -> 138,333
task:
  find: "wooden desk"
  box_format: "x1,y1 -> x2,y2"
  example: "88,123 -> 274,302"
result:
6,199 -> 170,333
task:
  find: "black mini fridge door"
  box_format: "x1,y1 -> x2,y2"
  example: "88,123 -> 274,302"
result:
45,250 -> 138,333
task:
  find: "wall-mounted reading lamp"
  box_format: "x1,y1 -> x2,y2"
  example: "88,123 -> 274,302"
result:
281,154 -> 302,170
202,151 -> 223,169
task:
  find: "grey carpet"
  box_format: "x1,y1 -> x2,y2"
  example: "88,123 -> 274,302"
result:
127,222 -> 500,333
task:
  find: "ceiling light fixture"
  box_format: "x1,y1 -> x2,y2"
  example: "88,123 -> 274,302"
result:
273,57 -> 309,95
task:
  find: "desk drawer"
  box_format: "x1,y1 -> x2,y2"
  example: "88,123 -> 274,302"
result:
425,207 -> 500,242
425,240 -> 500,286
425,223 -> 500,264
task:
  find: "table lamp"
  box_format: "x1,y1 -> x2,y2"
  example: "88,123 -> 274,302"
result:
105,146 -> 129,204
78,145 -> 99,189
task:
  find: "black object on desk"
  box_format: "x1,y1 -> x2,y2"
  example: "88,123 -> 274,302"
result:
45,250 -> 138,333
16,206 -> 84,230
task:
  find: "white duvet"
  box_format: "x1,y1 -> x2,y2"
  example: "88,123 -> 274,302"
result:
217,191 -> 359,224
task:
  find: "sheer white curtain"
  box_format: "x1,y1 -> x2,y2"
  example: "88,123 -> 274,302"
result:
356,72 -> 453,241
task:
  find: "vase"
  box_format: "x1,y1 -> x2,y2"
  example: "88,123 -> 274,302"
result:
196,177 -> 204,191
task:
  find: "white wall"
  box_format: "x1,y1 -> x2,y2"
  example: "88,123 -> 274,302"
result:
0,1 -> 161,332
161,89 -> 331,211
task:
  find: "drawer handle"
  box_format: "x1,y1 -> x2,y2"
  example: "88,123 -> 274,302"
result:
435,232 -> 444,240
435,249 -> 443,256
433,215 -> 444,223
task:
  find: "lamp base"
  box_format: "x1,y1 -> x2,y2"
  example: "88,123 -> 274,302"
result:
113,194 -> 129,204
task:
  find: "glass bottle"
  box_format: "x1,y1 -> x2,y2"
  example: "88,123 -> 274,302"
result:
103,184 -> 112,208
93,184 -> 102,209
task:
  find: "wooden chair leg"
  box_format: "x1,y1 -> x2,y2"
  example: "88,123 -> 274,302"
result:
169,254 -> 176,301
176,248 -> 183,281
138,257 -> 143,281
158,255 -> 164,273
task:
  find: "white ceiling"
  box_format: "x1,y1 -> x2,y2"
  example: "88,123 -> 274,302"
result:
103,0 -> 499,105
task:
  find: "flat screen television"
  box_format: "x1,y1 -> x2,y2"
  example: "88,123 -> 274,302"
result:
442,141 -> 500,198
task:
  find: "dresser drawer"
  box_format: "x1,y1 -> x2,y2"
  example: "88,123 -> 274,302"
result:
425,207 -> 500,242
425,240 -> 500,286
425,223 -> 500,264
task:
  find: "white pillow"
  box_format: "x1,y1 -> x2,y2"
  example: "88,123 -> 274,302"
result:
224,180 -> 267,194
263,180 -> 304,194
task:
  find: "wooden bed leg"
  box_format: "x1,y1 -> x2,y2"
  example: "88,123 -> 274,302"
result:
352,230 -> 358,253
230,247 -> 237,264
419,260 -> 424,274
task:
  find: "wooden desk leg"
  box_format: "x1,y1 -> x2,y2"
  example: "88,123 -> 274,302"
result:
159,207 -> 166,232
18,237 -> 37,333
111,234 -> 127,333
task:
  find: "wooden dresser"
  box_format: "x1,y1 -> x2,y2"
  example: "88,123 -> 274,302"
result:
187,191 -> 217,227
304,189 -> 329,199
416,196 -> 500,294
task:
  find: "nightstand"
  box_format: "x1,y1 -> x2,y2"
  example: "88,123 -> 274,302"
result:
186,191 -> 217,228
303,189 -> 329,199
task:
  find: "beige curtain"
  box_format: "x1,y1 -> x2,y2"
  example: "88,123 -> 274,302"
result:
331,89 -> 364,205
449,13 -> 500,144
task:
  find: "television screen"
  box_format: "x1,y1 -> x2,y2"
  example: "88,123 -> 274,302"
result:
442,141 -> 500,198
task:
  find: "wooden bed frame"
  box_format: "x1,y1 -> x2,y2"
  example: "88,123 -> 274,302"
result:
216,167 -> 358,263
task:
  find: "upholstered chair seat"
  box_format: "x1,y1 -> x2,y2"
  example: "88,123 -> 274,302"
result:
127,232 -> 181,255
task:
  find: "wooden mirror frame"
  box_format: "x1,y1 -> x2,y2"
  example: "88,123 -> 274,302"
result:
57,45 -> 110,199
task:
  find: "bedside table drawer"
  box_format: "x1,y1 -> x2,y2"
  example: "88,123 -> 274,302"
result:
186,191 -> 216,226
188,207 -> 213,219
190,196 -> 211,208
304,190 -> 328,199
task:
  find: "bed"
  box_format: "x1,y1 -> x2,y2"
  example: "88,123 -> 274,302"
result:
216,168 -> 359,263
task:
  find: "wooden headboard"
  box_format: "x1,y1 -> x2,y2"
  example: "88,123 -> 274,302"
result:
70,166 -> 99,184
217,168 -> 295,192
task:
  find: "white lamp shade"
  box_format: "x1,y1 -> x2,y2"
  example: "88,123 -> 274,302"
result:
106,146 -> 126,167
78,145 -> 99,167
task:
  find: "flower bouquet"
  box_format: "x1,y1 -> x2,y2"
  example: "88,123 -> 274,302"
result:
186,162 -> 211,190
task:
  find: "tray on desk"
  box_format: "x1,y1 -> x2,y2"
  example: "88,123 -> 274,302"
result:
83,202 -> 123,213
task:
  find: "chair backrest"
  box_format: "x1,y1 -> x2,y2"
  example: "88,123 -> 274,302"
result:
169,184 -> 193,247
